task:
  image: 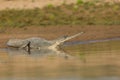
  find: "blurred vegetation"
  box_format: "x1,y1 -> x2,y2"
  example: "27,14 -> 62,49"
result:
0,1 -> 120,27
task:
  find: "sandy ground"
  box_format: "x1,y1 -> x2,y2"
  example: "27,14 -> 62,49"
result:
0,0 -> 120,10
0,0 -> 77,10
0,25 -> 120,48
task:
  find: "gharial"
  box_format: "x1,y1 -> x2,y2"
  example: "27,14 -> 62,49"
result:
7,32 -> 84,52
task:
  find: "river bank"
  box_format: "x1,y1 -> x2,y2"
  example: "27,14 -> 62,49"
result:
0,25 -> 120,48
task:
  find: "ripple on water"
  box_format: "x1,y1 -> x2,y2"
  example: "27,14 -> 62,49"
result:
0,39 -> 120,79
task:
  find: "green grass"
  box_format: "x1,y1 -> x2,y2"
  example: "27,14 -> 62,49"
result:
0,2 -> 120,27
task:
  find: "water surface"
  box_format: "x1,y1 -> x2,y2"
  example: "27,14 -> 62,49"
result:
0,40 -> 120,80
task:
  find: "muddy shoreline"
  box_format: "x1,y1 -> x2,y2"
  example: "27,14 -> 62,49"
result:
0,25 -> 120,48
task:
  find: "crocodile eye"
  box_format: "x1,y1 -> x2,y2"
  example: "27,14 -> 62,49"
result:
64,35 -> 68,38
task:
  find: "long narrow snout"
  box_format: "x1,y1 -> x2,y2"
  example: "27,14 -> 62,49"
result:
49,32 -> 84,50
59,32 -> 84,43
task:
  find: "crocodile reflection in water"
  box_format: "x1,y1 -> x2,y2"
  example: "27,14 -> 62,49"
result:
7,48 -> 71,58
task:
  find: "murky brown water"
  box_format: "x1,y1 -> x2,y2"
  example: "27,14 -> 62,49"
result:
0,48 -> 120,80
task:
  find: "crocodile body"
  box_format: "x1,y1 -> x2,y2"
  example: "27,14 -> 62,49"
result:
7,32 -> 84,51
